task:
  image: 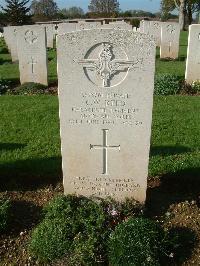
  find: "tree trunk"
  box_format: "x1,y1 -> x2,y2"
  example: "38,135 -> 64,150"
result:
179,0 -> 186,30
187,4 -> 193,25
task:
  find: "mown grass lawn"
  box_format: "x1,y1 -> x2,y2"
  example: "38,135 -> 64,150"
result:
0,31 -> 188,85
0,95 -> 199,191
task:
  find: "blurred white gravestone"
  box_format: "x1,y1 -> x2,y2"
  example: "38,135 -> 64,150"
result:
45,24 -> 54,48
3,26 -> 19,62
17,25 -> 48,85
185,24 -> 200,83
76,21 -> 101,30
149,21 -> 162,46
57,23 -> 76,34
160,22 -> 180,59
140,20 -> 151,34
140,20 -> 162,46
102,22 -> 132,30
57,29 -> 156,202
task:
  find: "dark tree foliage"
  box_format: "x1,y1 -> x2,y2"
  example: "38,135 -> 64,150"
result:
88,0 -> 120,14
1,0 -> 31,25
30,0 -> 58,21
58,6 -> 84,19
0,12 -> 8,26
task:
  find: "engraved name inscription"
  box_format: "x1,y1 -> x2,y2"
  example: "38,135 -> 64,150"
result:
68,92 -> 142,127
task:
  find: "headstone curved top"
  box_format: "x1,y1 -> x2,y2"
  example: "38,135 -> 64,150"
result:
57,29 -> 156,203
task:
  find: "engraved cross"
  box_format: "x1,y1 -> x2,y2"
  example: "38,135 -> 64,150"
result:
168,41 -> 172,54
90,129 -> 120,175
28,57 -> 37,74
25,30 -> 38,44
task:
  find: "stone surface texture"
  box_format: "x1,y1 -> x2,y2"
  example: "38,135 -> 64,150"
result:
185,24 -> 200,83
102,22 -> 132,30
57,29 -> 156,202
17,25 -> 48,85
57,23 -> 77,34
149,21 -> 162,46
76,21 -> 102,30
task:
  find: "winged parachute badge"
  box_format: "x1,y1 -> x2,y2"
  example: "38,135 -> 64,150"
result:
78,43 -> 141,87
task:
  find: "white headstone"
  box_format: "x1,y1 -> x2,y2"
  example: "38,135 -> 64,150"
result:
109,20 -> 126,25
77,21 -> 101,30
45,24 -> 54,48
140,20 -> 151,35
17,25 -> 48,85
57,29 -> 156,203
185,24 -> 200,83
149,21 -> 162,46
3,26 -> 18,62
160,22 -> 180,59
57,23 -> 77,35
103,22 -> 132,30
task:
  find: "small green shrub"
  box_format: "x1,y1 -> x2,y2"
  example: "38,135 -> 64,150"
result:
30,195 -> 108,264
130,18 -> 140,27
0,199 -> 11,232
0,38 -> 8,54
0,47 -> 8,54
154,74 -> 181,95
108,218 -> 171,266
12,82 -> 47,95
0,78 -> 10,95
191,80 -> 200,94
29,218 -> 73,262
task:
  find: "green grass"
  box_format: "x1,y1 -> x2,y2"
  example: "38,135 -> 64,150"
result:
0,96 -> 61,189
0,31 -> 189,85
0,95 -> 199,190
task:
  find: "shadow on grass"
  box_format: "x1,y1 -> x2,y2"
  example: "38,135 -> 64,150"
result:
0,156 -> 62,191
6,200 -> 42,237
0,58 -> 12,65
158,56 -> 186,62
146,167 -> 200,217
0,143 -> 26,151
150,145 -> 191,156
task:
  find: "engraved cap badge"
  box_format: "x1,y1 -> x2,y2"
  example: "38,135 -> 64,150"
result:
78,43 -> 140,88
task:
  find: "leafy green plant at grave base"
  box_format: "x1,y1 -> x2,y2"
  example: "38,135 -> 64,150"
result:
29,195 -> 109,264
0,38 -> 8,54
108,218 -> 174,266
9,82 -> 47,95
191,80 -> 200,94
154,74 -> 181,95
0,199 -> 11,232
130,18 -> 140,27
29,218 -> 73,262
0,77 -> 10,94
100,197 -> 143,228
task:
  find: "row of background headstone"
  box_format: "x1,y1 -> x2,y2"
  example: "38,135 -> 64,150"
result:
3,20 -> 197,86
139,20 -> 180,59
